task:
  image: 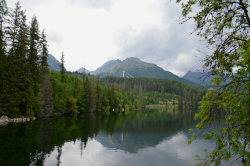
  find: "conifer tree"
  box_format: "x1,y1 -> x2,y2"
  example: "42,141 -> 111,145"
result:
40,30 -> 49,72
77,72 -> 85,112
60,52 -> 65,83
28,15 -> 40,96
178,97 -> 183,110
107,86 -> 112,110
40,30 -> 53,116
5,2 -> 32,116
95,79 -> 101,111
73,75 -> 79,98
0,0 -> 7,113
111,84 -> 118,109
84,76 -> 91,111
89,83 -> 96,112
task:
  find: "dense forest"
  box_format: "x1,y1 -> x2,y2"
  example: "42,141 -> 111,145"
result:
0,2 -> 206,118
98,76 -> 206,108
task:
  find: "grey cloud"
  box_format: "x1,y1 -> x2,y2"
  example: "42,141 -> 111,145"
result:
47,31 -> 63,44
113,2 -> 211,76
7,0 -> 51,12
69,0 -> 117,11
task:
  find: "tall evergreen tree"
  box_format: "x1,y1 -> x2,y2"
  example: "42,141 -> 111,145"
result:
5,2 -> 32,116
84,76 -> 91,111
0,0 -> 7,113
60,52 -> 65,83
89,83 -> 96,112
40,30 -> 53,116
95,79 -> 101,111
77,72 -> 85,112
111,83 -> 118,109
40,30 -> 49,72
28,15 -> 40,96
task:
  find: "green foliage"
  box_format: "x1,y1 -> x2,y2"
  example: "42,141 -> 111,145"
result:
178,0 -> 250,164
65,97 -> 77,114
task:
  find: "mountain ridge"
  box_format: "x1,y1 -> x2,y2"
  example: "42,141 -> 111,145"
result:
76,57 -> 197,85
47,55 -> 198,85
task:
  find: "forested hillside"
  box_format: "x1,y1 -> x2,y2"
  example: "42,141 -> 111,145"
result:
99,76 -> 206,108
48,54 -> 62,71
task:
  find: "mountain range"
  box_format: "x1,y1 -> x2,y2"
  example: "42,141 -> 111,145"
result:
76,57 -> 196,85
182,71 -> 232,86
47,54 -> 203,85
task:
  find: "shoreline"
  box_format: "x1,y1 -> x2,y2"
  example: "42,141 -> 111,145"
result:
0,116 -> 36,126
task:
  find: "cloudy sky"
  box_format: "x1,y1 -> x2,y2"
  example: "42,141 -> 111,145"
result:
7,0 -> 210,76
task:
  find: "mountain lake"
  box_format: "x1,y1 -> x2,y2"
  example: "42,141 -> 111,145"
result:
0,108 -> 239,166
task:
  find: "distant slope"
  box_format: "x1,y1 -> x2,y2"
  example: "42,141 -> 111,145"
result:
183,71 -> 232,86
48,54 -> 61,71
93,57 -> 196,85
94,59 -> 121,75
75,67 -> 93,74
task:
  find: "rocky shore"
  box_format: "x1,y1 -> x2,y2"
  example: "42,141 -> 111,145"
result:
0,116 -> 36,126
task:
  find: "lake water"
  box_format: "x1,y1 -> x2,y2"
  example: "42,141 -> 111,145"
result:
0,109 -> 239,166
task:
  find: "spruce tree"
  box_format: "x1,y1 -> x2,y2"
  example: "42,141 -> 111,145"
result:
89,83 -> 96,112
60,52 -> 65,83
5,3 -> 31,116
77,72 -> 85,112
0,0 -> 7,113
28,15 -> 40,96
111,84 -> 118,109
95,79 -> 101,111
40,30 -> 53,116
84,76 -> 91,111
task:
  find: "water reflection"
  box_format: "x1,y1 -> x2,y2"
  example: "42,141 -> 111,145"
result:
0,109 -> 235,166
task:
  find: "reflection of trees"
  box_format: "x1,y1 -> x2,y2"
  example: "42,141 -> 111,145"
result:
0,109 -> 198,165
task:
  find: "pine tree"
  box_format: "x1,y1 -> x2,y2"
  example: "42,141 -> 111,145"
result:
60,52 -> 65,83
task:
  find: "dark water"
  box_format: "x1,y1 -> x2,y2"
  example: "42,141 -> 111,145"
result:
0,109 -> 237,166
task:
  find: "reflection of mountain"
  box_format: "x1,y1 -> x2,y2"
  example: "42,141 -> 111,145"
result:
96,132 -> 169,153
95,109 -> 198,153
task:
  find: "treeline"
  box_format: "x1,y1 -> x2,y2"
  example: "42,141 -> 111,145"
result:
99,76 -> 207,108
